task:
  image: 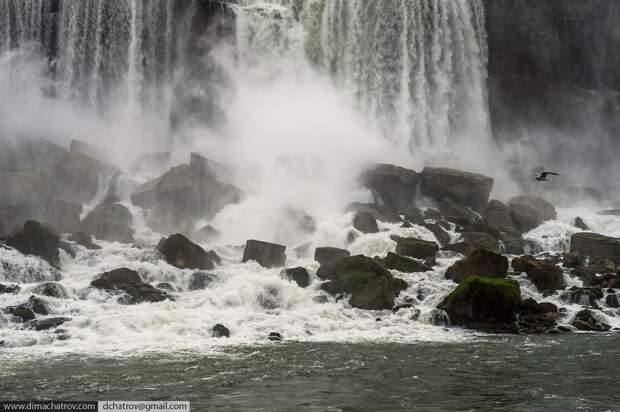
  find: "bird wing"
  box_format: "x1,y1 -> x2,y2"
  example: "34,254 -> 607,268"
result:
542,172 -> 559,177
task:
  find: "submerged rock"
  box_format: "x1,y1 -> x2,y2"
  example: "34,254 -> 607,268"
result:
268,332 -> 283,341
570,232 -> 620,260
512,256 -> 565,291
188,272 -> 216,291
561,286 -> 603,307
419,167 -> 494,212
33,282 -> 68,299
29,316 -> 71,331
318,255 -> 407,310
442,276 -> 520,333
91,268 -> 173,304
159,234 -> 220,270
314,247 -> 351,266
352,211 -> 379,234
445,249 -> 508,283
6,221 -> 60,267
80,203 -> 135,243
282,267 -> 311,288
395,237 -> 438,259
242,240 -> 286,268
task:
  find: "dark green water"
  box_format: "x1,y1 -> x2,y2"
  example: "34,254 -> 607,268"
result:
1,335 -> 619,411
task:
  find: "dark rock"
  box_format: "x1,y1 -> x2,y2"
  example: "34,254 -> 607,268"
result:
424,222 -> 451,247
13,306 -> 35,322
130,153 -> 244,233
428,308 -> 450,326
419,167 -> 494,212
571,310 -> 610,332
392,303 -> 414,313
517,298 -> 559,333
0,284 -> 20,294
7,296 -> 51,316
395,237 -> 438,259
314,247 -> 351,266
30,317 -> 71,331
570,232 -> 620,259
80,203 -> 135,243
605,293 -> 620,308
501,236 -> 543,255
574,217 -> 590,231
33,282 -> 68,299
445,249 -> 508,283
318,255 -> 407,310
359,163 -> 418,211
346,203 -> 401,224
508,196 -> 557,233
438,197 -> 478,226
442,232 -> 499,256
352,211 -> 379,234
424,208 -> 442,220
156,282 -> 175,292
282,267 -> 311,288
212,324 -> 230,338
443,276 -> 521,333
188,272 -> 215,291
6,221 -> 60,267
268,332 -> 283,341
561,286 -> 604,307
483,200 -> 518,235
68,232 -> 101,250
91,268 -> 172,304
242,240 -> 286,268
159,234 -> 220,270
380,252 -> 431,273
401,207 -> 425,226
512,256 -> 565,291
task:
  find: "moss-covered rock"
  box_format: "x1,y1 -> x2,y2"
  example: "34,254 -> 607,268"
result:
445,249 -> 508,283
443,276 -> 521,333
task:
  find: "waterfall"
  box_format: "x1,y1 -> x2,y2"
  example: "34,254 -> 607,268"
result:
236,0 -> 490,156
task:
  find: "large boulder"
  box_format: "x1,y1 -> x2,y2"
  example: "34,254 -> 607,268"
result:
80,202 -> 135,243
438,197 -> 478,226
445,249 -> 508,283
442,232 -> 500,256
282,267 -> 311,288
419,167 -> 494,212
512,256 -> 565,291
0,198 -> 82,237
188,272 -> 216,291
359,163 -> 418,211
571,309 -> 610,332
508,196 -> 557,233
318,255 -> 407,310
352,211 -> 379,234
443,276 -> 521,333
380,252 -> 431,273
517,298 -> 559,333
395,237 -> 438,259
570,232 -> 620,259
6,221 -> 60,267
242,240 -> 286,268
314,247 -> 351,266
91,268 -> 172,304
131,153 -> 244,233
483,200 -> 518,235
158,234 -> 220,270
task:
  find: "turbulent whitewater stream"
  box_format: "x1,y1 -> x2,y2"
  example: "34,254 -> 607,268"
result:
1,1 -> 620,410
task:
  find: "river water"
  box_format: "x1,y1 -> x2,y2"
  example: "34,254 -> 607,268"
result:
1,334 -> 618,411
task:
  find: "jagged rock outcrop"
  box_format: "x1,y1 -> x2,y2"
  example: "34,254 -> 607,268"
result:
80,202 -> 135,243
131,153 -> 244,233
445,249 -> 508,283
419,167 -> 494,212
159,234 -> 220,270
6,221 -> 60,267
512,256 -> 565,291
242,240 -> 286,268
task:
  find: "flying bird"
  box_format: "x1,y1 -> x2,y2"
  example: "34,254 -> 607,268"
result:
534,171 -> 559,181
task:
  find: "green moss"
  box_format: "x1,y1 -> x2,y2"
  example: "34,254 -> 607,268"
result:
447,275 -> 520,307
